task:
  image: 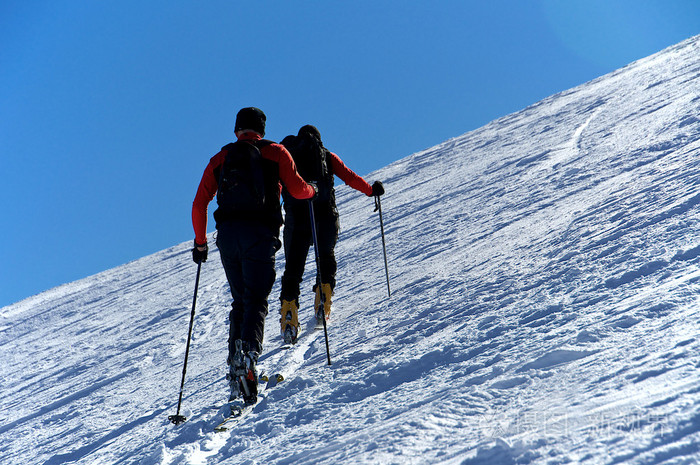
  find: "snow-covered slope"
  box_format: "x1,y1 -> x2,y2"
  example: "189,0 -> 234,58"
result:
2,35 -> 700,465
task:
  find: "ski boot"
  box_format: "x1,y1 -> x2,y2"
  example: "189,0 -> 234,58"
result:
226,370 -> 240,402
241,349 -> 259,404
227,340 -> 259,404
314,283 -> 333,326
226,353 -> 242,402
280,299 -> 300,344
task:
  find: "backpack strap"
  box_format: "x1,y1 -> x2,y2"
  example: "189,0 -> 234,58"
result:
254,138 -> 275,150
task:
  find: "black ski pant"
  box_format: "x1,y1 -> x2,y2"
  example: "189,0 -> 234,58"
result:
216,220 -> 281,357
280,207 -> 339,302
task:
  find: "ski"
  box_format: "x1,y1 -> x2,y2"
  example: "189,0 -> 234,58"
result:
213,314 -> 325,432
212,372 -> 284,432
256,371 -> 285,386
213,402 -> 253,432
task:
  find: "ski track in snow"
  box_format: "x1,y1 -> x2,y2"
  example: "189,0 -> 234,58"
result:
2,36 -> 700,465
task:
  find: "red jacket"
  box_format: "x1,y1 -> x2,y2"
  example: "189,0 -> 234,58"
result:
192,133 -> 315,244
326,152 -> 373,197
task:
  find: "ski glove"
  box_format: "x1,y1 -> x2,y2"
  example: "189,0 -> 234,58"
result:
192,240 -> 208,264
371,181 -> 385,197
308,182 -> 319,199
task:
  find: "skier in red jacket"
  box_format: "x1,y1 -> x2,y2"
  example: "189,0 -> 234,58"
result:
191,108 -> 316,403
279,124 -> 384,343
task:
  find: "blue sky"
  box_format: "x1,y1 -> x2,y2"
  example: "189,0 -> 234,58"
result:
1,1 -> 698,308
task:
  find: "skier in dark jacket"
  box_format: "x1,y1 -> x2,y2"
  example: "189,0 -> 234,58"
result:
191,108 -> 316,403
279,124 -> 384,343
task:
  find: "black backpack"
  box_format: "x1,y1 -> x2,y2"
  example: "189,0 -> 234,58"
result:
216,140 -> 269,214
283,133 -> 335,207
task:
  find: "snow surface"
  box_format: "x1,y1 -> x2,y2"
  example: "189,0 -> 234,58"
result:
2,35 -> 700,465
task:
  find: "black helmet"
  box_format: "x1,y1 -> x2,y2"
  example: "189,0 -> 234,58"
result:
235,107 -> 266,136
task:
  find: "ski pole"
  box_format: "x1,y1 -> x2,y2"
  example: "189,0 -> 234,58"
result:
168,260 -> 202,425
309,199 -> 332,366
374,195 -> 391,297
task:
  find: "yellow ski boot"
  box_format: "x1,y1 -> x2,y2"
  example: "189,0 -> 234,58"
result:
280,299 -> 299,344
314,283 -> 333,327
